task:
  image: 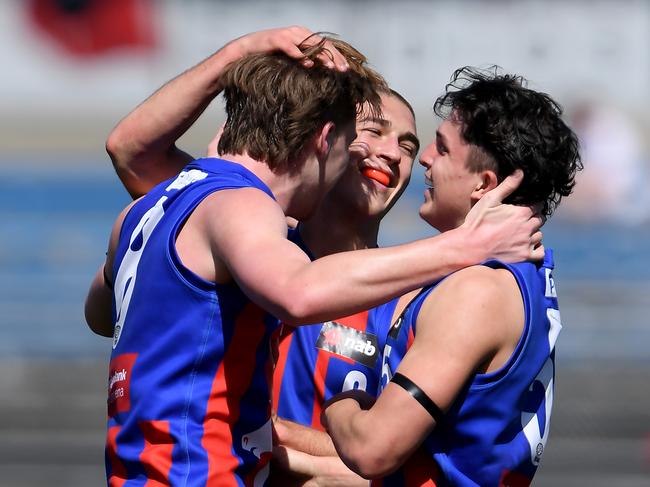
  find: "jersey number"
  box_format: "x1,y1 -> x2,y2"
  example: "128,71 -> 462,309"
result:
112,196 -> 167,349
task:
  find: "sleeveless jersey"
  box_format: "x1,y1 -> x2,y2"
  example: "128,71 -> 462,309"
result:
375,251 -> 561,487
107,158 -> 282,486
272,230 -> 388,430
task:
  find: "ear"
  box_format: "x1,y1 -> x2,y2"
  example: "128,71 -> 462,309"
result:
470,170 -> 498,203
314,121 -> 337,158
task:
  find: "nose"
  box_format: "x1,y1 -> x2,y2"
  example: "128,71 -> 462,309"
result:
419,142 -> 435,169
378,136 -> 402,166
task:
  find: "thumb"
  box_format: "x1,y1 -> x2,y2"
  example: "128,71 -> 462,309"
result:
487,169 -> 523,203
348,141 -> 370,160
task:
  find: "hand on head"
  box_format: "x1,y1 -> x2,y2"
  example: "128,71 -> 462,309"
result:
231,26 -> 350,71
462,170 -> 545,263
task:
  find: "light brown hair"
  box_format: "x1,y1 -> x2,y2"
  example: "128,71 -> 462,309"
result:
217,35 -> 386,173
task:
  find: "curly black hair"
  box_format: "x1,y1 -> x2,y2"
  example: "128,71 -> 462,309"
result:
434,66 -> 582,218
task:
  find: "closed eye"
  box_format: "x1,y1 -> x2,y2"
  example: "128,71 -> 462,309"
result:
400,143 -> 417,157
363,127 -> 382,136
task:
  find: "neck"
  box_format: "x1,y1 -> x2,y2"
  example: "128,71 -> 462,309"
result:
299,197 -> 381,258
220,152 -> 308,218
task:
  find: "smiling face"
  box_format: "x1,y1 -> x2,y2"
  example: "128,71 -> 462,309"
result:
419,118 -> 496,232
325,92 -> 420,219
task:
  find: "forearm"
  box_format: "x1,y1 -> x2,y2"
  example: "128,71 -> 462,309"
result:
272,418 -> 368,485
321,400 -> 381,478
274,417 -> 337,456
106,41 -> 242,197
271,446 -> 369,487
278,227 -> 480,325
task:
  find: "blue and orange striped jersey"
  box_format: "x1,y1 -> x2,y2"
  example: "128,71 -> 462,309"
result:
272,312 -> 386,431
272,230 -> 388,430
107,158 -> 282,486
375,251 -> 561,486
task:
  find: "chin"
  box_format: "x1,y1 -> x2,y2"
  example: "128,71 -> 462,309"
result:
419,209 -> 433,226
419,209 -> 444,232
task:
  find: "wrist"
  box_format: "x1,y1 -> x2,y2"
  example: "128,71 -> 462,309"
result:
322,397 -> 361,430
445,226 -> 486,268
202,41 -> 242,94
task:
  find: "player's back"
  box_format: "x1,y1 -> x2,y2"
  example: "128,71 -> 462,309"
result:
107,158 -> 280,486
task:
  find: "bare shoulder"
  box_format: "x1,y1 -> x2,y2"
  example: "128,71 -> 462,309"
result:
432,265 -> 520,305
107,198 -> 141,264
197,186 -> 287,232
416,264 -> 523,344
192,188 -> 287,253
200,186 -> 280,212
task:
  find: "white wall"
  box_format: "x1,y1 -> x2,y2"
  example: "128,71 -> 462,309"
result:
1,0 -> 648,155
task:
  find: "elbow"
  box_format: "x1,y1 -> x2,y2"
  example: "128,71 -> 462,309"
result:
105,127 -> 131,172
272,287 -> 322,326
84,313 -> 114,338
340,442 -> 400,479
106,126 -> 144,176
84,294 -> 114,338
105,131 -> 147,199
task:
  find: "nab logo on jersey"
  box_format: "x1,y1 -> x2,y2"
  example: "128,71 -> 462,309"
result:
316,321 -> 379,368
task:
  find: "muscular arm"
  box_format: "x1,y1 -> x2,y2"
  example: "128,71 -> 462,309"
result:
321,266 -> 523,478
107,26 -> 350,198
84,201 -> 137,336
205,175 -> 540,325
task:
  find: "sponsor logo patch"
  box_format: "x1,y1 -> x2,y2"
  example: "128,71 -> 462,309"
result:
316,321 -> 379,368
108,353 -> 137,417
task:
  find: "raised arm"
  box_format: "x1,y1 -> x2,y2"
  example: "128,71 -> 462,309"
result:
206,173 -> 540,325
321,266 -> 523,478
106,26 -> 350,198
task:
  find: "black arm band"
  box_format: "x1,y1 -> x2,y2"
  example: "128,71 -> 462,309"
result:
391,372 -> 444,423
103,264 -> 114,291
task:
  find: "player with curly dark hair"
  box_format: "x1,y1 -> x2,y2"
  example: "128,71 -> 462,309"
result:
324,66 -> 582,486
433,66 -> 582,218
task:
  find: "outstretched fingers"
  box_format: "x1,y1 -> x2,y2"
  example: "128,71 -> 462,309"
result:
229,26 -> 349,71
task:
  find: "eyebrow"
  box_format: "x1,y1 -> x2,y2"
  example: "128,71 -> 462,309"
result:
403,132 -> 420,153
359,115 -> 389,126
361,116 -> 420,152
436,130 -> 448,148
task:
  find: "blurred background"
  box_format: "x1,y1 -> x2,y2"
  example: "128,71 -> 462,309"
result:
1,0 -> 649,485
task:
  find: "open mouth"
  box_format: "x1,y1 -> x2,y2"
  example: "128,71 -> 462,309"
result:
361,167 -> 392,187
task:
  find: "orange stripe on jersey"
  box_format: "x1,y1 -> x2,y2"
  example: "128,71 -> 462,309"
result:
310,350 -> 330,431
499,469 -> 532,487
407,325 -> 415,350
202,303 -> 268,486
272,325 -> 294,412
310,310 -> 369,430
107,426 -> 127,487
402,446 -> 440,486
139,420 -> 173,486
